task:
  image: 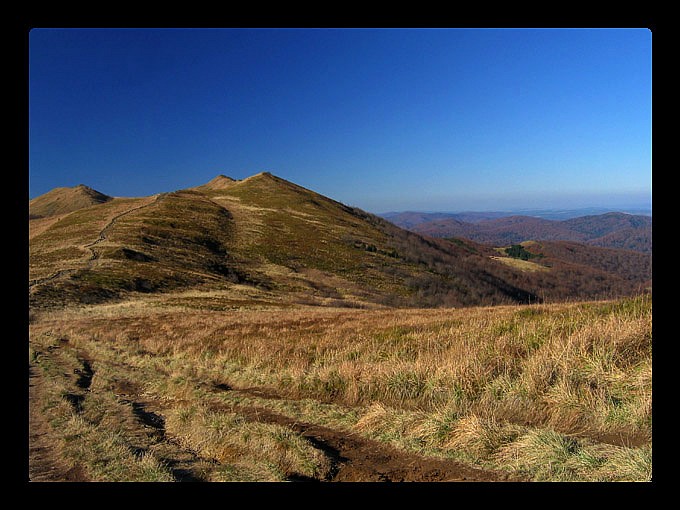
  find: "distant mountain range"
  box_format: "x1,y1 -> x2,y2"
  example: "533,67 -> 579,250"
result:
381,207 -> 651,223
381,210 -> 652,254
29,173 -> 651,309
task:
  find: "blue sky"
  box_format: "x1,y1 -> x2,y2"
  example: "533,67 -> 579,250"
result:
29,28 -> 652,213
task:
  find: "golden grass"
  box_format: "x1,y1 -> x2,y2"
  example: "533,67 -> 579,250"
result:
165,403 -> 332,481
490,256 -> 550,272
29,293 -> 652,481
31,346 -> 175,481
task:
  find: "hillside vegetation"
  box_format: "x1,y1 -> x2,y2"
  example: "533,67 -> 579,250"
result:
29,173 -> 651,310
28,173 -> 652,482
389,211 -> 652,254
29,184 -> 113,219
29,293 -> 651,481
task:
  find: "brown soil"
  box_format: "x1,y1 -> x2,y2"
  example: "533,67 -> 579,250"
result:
209,383 -> 524,482
28,365 -> 89,482
235,404 -> 523,482
28,355 -> 216,482
117,397 -> 217,482
587,430 -> 651,449
29,350 -> 523,482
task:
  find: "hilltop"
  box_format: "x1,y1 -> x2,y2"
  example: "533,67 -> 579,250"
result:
29,172 -> 651,309
192,174 -> 236,190
29,184 -> 113,219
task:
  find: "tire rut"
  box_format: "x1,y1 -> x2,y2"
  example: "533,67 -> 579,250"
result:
117,397 -> 215,482
210,384 -> 523,482
30,345 -> 213,482
29,345 -> 520,482
64,356 -> 94,414
28,364 -> 89,481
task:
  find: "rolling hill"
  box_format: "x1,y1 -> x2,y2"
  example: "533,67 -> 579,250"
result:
28,172 -> 651,309
386,211 -> 652,254
29,184 -> 113,219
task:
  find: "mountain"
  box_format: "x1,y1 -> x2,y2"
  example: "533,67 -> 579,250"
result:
416,215 -> 578,244
381,207 -> 651,224
381,211 -> 510,227
386,211 -> 652,254
192,174 -> 236,190
28,172 -> 651,309
562,211 -> 651,236
29,184 -> 113,219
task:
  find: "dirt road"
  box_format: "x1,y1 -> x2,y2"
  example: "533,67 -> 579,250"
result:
232,403 -> 520,482
28,343 -> 522,482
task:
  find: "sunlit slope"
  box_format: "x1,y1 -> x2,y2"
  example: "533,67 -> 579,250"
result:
29,190 -> 244,307
29,196 -> 155,281
29,184 -> 113,219
29,172 -> 650,309
190,172 -> 547,306
203,172 -> 411,292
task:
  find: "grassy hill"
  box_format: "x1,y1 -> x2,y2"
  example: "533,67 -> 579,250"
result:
28,172 -> 652,482
29,172 -> 651,309
29,184 -> 113,219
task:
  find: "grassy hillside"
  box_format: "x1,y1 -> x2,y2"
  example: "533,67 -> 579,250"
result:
29,184 -> 113,219
29,293 -> 652,481
29,172 -> 651,310
27,173 -> 652,482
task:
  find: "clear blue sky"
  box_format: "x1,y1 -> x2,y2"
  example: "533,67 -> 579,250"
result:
29,28 -> 652,213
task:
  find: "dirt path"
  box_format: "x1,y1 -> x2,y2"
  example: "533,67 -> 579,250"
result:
106,377 -> 522,482
28,269 -> 80,289
29,346 -> 522,482
114,394 -> 217,482
206,383 -> 522,482
29,194 -> 165,289
83,194 -> 165,261
28,364 -> 88,482
29,347 -> 216,482
236,404 -> 520,482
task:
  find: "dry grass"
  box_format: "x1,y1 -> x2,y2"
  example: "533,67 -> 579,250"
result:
164,403 -> 332,481
29,293 -> 651,481
29,197 -> 154,280
490,256 -> 550,272
30,344 -> 175,481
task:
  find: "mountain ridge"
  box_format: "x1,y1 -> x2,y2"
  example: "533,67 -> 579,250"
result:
384,210 -> 652,254
29,172 -> 651,309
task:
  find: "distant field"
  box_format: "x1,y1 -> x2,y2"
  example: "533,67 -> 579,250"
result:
29,293 -> 651,482
490,256 -> 550,273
